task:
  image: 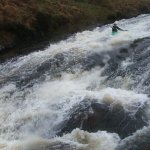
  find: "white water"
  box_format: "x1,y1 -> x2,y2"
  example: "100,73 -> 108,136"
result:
0,14 -> 150,150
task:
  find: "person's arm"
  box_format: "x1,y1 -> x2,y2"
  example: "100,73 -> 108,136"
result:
116,26 -> 124,31
117,26 -> 128,31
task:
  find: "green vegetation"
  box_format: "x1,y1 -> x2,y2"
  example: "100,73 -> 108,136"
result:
1,0 -> 150,59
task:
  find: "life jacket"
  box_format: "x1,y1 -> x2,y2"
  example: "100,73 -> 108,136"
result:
112,25 -> 118,32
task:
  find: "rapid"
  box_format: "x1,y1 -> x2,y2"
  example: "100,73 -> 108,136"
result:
0,14 -> 150,150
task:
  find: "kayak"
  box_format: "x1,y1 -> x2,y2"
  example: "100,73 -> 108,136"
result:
112,31 -> 118,36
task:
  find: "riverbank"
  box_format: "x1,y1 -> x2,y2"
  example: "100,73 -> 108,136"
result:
1,0 -> 150,62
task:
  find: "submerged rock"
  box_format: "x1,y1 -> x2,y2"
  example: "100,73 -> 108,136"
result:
58,100 -> 148,138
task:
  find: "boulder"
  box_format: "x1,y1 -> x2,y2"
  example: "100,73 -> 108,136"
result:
58,100 -> 148,138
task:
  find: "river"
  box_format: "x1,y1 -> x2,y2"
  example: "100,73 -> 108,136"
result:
0,14 -> 150,150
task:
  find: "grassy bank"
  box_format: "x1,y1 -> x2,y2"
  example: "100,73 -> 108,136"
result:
1,0 -> 150,61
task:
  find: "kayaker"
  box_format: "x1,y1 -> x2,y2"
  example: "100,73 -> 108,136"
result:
112,23 -> 127,35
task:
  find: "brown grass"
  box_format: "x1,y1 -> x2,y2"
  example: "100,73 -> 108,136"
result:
102,0 -> 150,12
0,0 -> 150,51
0,0 -> 82,27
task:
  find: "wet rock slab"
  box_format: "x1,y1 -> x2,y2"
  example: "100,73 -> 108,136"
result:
58,100 -> 148,138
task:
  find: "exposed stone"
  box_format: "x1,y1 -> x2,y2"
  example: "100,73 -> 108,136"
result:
58,100 -> 148,138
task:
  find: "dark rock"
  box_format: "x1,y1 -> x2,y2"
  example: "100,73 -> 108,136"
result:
58,100 -> 148,138
120,48 -> 128,54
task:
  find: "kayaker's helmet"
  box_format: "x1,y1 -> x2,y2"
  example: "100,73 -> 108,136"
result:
114,21 -> 118,26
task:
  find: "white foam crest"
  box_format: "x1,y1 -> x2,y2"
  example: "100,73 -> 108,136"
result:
2,129 -> 120,150
60,128 -> 120,150
121,58 -> 133,69
98,88 -> 149,114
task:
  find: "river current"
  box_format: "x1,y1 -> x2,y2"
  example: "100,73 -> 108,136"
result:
0,14 -> 150,150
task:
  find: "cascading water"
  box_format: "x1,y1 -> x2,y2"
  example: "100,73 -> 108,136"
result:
0,14 -> 150,150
